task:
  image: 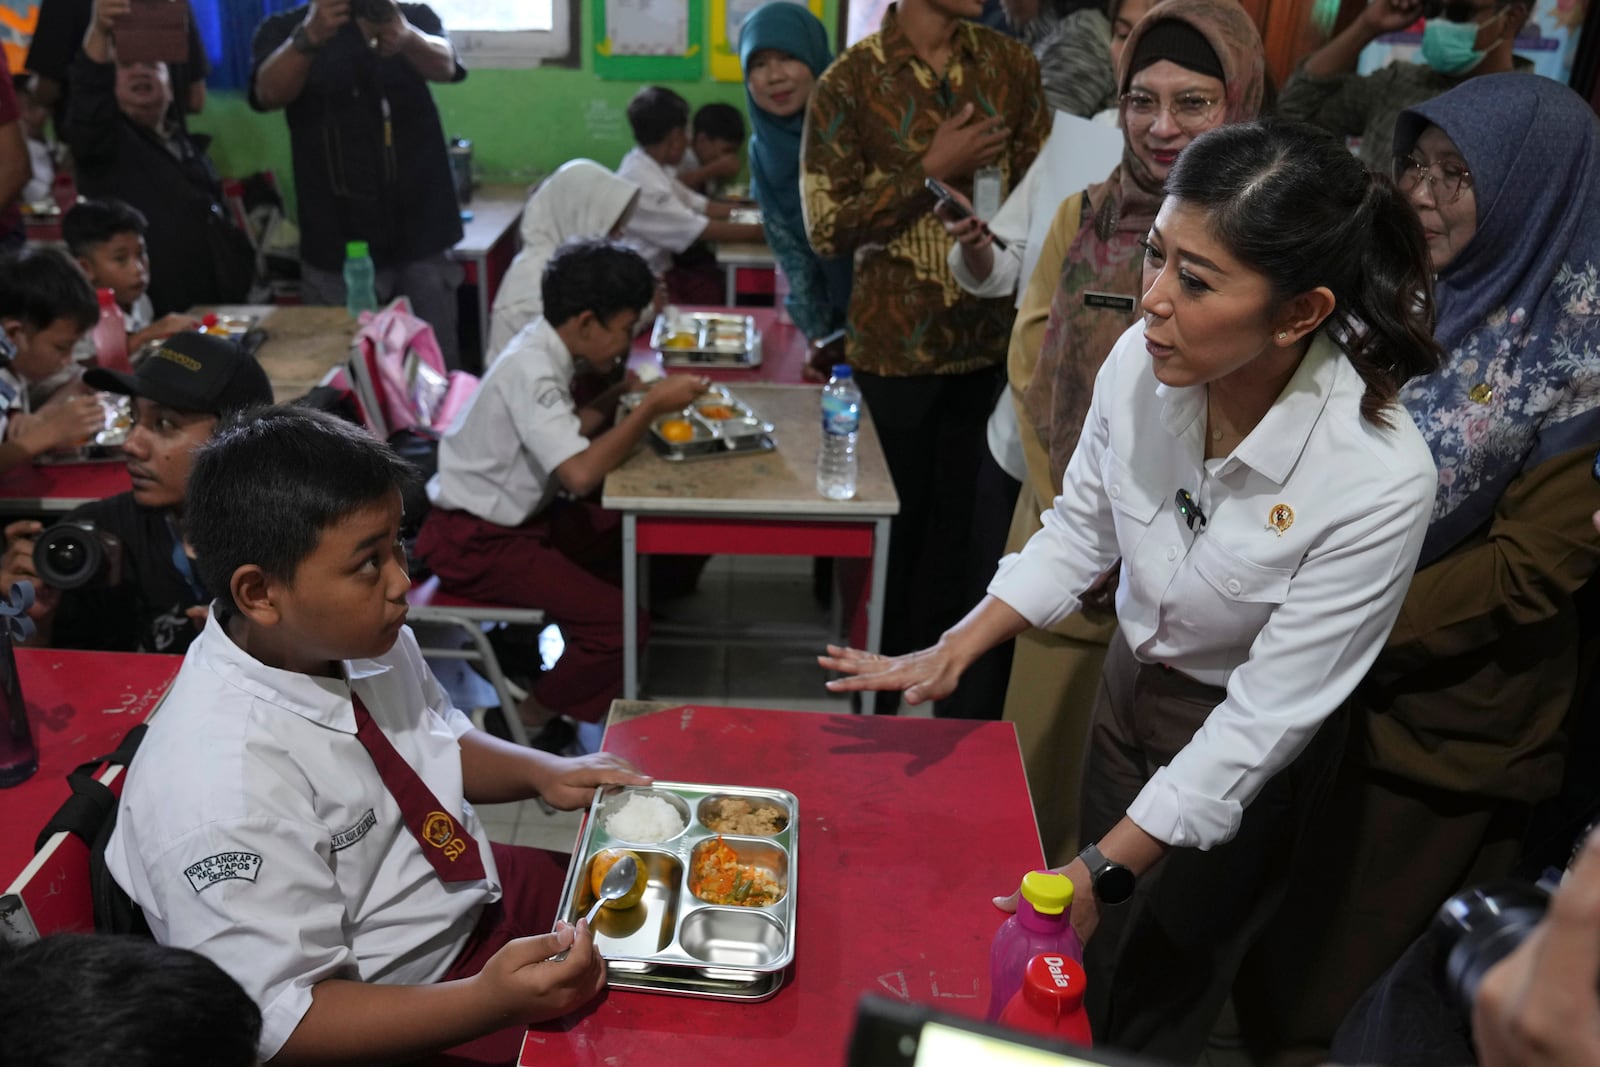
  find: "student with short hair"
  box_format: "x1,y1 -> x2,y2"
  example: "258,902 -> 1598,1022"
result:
617,86 -> 764,303
418,238 -> 710,729
107,404 -> 650,1064
0,934 -> 262,1067
0,330 -> 274,653
63,197 -> 202,355
0,248 -> 105,474
678,100 -> 748,196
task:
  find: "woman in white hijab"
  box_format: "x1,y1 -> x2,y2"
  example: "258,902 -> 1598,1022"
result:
485,159 -> 641,359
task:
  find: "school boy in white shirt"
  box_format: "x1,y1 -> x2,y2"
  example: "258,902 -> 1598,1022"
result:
106,405 -> 650,1065
616,86 -> 763,303
416,238 -> 708,730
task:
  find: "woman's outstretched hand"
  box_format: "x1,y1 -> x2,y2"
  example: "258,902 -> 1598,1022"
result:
818,642 -> 966,705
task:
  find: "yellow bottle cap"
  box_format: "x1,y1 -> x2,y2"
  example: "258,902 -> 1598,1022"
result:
1019,870 -> 1074,915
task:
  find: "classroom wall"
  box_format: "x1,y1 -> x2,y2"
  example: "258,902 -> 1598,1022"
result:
191,0 -> 837,220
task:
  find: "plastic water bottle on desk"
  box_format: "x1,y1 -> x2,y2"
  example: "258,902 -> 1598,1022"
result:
987,870 -> 1083,1020
998,953 -> 1094,1045
344,241 -> 379,317
90,288 -> 131,373
817,364 -> 860,500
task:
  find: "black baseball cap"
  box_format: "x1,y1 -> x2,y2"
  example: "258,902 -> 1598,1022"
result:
83,331 -> 274,416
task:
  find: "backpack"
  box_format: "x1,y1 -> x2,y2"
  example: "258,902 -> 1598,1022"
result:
32,725 -> 152,937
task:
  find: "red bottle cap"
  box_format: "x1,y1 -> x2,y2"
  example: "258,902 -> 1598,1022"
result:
96,288 -> 117,308
201,313 -> 219,329
1021,953 -> 1087,1015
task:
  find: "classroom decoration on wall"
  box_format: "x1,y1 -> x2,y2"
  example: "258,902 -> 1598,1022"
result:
594,0 -> 705,80
708,0 -> 823,81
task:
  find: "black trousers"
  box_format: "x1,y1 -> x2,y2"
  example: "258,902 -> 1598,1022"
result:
856,365 -> 1003,715
1079,636 -> 1346,1062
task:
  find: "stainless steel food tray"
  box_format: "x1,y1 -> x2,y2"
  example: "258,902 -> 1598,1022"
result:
555,781 -> 799,1001
623,385 -> 777,463
652,312 -> 762,368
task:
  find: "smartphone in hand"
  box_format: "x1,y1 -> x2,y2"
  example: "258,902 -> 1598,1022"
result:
924,177 -> 1008,250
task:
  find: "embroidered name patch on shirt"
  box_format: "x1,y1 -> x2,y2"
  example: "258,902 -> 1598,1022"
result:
184,852 -> 263,893
331,809 -> 378,852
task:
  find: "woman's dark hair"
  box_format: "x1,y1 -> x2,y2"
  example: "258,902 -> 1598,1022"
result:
0,934 -> 261,1067
1165,120 -> 1442,425
186,405 -> 418,613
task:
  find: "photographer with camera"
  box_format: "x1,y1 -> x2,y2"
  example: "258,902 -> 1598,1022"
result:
0,332 -> 273,654
249,1 -> 469,368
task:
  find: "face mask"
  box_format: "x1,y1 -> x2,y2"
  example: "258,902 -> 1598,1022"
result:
1420,13 -> 1501,76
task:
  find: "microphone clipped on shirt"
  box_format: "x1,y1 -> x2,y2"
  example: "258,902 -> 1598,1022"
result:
1175,489 -> 1207,532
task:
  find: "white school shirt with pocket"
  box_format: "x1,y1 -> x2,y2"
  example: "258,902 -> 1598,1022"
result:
988,322 -> 1437,850
617,146 -> 711,275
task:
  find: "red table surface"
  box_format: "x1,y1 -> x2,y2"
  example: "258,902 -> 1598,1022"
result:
629,306 -> 812,385
0,458 -> 132,508
1,649 -> 180,886
520,705 -> 1044,1067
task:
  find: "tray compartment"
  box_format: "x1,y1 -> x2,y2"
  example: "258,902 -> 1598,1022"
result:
596,787 -> 692,844
570,849 -> 683,957
650,312 -> 761,368
696,794 -> 791,837
688,836 -> 790,908
678,909 -> 787,967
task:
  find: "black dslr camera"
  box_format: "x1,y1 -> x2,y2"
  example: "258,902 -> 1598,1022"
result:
32,521 -> 123,591
1434,879 -> 1559,1009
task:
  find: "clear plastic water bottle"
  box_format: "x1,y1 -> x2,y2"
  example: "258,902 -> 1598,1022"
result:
817,364 -> 860,500
987,870 -> 1084,1020
343,240 -> 379,318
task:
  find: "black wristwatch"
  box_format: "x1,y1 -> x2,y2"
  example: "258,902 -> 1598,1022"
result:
291,22 -> 325,54
1077,841 -> 1135,905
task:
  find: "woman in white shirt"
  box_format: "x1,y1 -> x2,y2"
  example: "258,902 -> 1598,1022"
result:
821,120 -> 1444,1060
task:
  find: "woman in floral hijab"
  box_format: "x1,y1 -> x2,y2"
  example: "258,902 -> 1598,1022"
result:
1241,74 -> 1600,1064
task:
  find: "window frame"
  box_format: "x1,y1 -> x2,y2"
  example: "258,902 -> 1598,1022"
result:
439,0 -> 580,68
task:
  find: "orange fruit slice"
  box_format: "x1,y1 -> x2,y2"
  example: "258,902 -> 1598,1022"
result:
589,847 -> 648,910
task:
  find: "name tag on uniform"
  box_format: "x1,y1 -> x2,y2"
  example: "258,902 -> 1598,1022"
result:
1083,291 -> 1137,313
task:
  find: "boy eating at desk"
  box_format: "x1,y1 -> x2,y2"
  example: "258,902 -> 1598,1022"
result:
0,247 -> 107,475
417,237 -> 708,739
106,405 -> 648,1064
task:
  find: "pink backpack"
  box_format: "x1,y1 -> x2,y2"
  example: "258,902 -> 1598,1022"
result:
349,297 -> 478,438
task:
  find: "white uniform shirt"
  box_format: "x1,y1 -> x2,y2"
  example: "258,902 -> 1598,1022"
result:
105,620 -> 502,1060
427,317 -> 589,526
617,145 -> 711,275
989,322 -> 1437,850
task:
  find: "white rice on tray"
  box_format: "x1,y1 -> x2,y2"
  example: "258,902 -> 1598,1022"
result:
604,794 -> 684,842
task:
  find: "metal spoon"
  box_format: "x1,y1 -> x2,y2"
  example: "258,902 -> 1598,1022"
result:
551,854 -> 639,961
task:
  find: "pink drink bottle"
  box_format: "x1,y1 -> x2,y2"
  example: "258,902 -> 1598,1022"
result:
987,870 -> 1083,1020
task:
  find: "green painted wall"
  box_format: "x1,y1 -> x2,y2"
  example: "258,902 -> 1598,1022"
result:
189,1 -> 837,220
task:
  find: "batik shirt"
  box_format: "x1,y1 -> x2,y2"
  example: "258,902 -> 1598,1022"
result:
802,4 -> 1049,377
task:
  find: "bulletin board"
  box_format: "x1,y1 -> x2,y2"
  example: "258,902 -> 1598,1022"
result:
594,0 -> 706,80
708,0 -> 825,81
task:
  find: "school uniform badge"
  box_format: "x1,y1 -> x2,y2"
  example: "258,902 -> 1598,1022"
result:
184,852 -> 263,892
1266,503 -> 1295,536
423,810 -> 469,861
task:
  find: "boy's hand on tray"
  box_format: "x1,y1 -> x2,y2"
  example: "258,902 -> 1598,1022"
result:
645,375 -> 710,415
537,752 -> 652,811
477,921 -> 607,1021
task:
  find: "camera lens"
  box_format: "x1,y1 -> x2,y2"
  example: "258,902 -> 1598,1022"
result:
1434,880 -> 1549,1011
32,524 -> 107,590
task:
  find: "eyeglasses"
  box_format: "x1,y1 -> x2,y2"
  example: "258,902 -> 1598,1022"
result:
1393,155 -> 1473,205
1119,91 -> 1221,134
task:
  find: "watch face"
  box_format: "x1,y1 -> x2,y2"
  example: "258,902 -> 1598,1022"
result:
1096,864 -> 1136,906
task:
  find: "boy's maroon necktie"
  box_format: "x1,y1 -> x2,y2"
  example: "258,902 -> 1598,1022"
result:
350,693 -> 486,883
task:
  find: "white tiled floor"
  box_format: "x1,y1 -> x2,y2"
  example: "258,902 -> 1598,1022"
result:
427,554 -> 929,855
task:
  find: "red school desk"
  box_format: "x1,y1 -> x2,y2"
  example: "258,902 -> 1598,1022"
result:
0,459 -> 132,518
0,649 -> 180,940
628,305 -> 813,386
518,702 -> 1044,1066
